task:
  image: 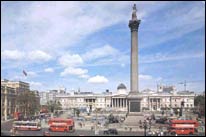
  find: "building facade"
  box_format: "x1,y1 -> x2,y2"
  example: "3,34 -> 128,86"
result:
53,84 -> 195,112
1,79 -> 41,120
1,79 -> 30,94
39,88 -> 68,105
1,79 -> 30,120
1,85 -> 16,120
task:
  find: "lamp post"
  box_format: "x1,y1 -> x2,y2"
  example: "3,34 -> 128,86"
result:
140,120 -> 151,136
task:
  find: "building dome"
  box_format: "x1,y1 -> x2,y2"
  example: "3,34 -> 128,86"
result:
117,83 -> 127,90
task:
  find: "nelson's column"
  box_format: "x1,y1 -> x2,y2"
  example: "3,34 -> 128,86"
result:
124,4 -> 144,126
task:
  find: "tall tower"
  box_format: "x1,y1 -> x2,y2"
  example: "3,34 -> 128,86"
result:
129,4 -> 140,93
124,4 -> 144,127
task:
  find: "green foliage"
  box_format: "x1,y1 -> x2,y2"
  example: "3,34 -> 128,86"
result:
46,100 -> 62,113
194,95 -> 205,116
76,108 -> 80,117
194,95 -> 205,106
16,91 -> 40,116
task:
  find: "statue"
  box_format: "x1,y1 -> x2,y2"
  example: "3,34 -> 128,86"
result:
132,4 -> 137,20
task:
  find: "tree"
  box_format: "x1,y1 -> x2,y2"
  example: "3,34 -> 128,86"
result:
46,100 -> 62,113
16,91 -> 40,116
108,113 -> 114,123
194,95 -> 205,116
76,108 -> 80,117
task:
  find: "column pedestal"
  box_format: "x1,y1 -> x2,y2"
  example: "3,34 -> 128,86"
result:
124,92 -> 144,126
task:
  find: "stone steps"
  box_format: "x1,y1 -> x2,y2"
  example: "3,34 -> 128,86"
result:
124,115 -> 144,127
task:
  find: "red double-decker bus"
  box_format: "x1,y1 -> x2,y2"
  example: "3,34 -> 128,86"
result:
13,112 -> 23,120
168,119 -> 199,135
13,121 -> 41,131
48,118 -> 75,132
49,123 -> 70,132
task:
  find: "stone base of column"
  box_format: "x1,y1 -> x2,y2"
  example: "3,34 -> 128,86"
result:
124,91 -> 144,127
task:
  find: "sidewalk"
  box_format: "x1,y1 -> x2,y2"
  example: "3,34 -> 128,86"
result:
1,118 -> 14,124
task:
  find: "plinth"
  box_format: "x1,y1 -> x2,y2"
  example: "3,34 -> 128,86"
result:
124,92 -> 144,126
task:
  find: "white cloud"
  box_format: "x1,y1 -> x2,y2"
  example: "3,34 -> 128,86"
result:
141,3 -> 205,49
88,75 -> 108,84
28,50 -> 52,62
139,74 -> 153,80
60,67 -> 88,77
30,81 -> 42,86
121,63 -> 125,67
2,50 -> 25,60
79,74 -> 90,79
27,71 -> 38,77
44,68 -> 54,72
2,2 -> 132,55
59,54 -> 83,67
29,81 -> 43,90
82,44 -> 119,61
140,52 -> 205,64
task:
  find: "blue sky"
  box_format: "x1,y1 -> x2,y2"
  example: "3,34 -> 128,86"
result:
1,1 -> 205,93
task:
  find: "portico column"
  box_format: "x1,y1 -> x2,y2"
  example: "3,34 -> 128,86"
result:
118,98 -> 120,108
156,99 -> 158,110
115,98 -> 117,107
151,98 -> 153,111
159,99 -> 160,110
117,98 -> 118,108
121,98 -> 123,108
119,98 -> 120,108
120,98 -> 122,108
123,98 -> 124,108
4,87 -> 8,121
122,98 -> 124,108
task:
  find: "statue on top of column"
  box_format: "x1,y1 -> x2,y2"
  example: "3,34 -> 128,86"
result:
132,4 -> 137,20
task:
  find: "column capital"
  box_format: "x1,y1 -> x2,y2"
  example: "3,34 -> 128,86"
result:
129,19 -> 141,32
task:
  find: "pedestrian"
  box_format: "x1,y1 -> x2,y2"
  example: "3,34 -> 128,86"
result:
160,131 -> 164,136
43,131 -> 50,136
10,127 -> 17,136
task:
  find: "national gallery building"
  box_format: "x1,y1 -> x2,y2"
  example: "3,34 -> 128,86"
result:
55,84 -> 195,112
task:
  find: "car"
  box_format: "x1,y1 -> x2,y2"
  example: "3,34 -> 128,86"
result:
103,129 -> 118,135
156,117 -> 167,124
77,117 -> 85,121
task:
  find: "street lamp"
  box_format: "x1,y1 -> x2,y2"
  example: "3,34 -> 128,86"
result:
139,120 -> 151,136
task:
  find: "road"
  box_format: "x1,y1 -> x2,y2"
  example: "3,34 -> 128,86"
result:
1,118 -> 144,136
1,128 -> 144,136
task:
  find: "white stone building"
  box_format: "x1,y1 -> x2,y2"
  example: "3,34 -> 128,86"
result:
44,84 -> 195,112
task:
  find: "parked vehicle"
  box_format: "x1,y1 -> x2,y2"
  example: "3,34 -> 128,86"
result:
168,119 -> 199,135
103,128 -> 118,135
156,117 -> 167,124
